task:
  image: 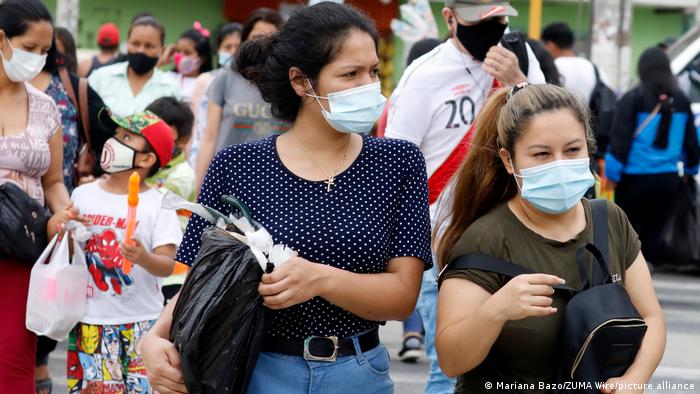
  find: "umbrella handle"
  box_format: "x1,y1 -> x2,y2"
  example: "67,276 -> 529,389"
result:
221,195 -> 253,223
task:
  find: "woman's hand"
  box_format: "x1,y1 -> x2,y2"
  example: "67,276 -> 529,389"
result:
46,202 -> 89,239
140,332 -> 188,394
488,273 -> 564,322
258,257 -> 326,309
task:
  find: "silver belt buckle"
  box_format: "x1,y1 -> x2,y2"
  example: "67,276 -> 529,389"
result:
303,335 -> 339,362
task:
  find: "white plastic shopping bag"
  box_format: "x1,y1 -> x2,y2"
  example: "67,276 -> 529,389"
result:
26,233 -> 89,341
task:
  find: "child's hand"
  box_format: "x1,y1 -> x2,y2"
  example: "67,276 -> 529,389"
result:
120,237 -> 147,265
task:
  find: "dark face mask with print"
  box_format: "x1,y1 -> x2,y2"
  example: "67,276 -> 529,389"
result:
127,52 -> 159,75
455,18 -> 508,62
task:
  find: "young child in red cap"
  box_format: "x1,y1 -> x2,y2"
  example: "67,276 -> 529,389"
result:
67,109 -> 182,393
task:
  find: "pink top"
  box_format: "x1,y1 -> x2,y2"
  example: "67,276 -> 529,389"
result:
0,82 -> 61,205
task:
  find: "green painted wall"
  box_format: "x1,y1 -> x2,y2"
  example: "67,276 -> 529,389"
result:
630,7 -> 691,74
391,1 -> 691,87
510,0 -> 690,78
43,0 -> 57,17
39,0 -> 691,85
43,0 -> 227,49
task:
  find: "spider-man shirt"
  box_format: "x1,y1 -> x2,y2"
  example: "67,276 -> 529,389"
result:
71,181 -> 182,325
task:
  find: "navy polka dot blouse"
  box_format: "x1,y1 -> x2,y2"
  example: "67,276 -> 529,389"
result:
176,135 -> 433,339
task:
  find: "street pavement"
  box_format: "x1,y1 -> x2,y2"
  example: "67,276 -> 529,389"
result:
48,272 -> 699,394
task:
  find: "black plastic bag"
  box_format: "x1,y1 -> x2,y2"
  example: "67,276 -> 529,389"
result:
658,180 -> 700,265
170,223 -> 272,394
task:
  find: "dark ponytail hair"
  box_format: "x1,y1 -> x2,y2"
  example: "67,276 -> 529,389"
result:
435,84 -> 596,269
237,2 -> 378,122
638,46 -> 677,149
179,29 -> 213,73
0,0 -> 53,39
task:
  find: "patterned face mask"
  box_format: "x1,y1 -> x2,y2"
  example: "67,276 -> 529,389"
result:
100,138 -> 145,174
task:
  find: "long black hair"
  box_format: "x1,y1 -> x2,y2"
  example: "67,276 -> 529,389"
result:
56,27 -> 78,74
43,35 -> 59,74
0,0 -> 53,39
638,47 -> 678,149
237,2 -> 378,122
178,29 -> 213,74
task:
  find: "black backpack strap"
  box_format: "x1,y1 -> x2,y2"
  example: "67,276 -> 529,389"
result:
592,63 -> 601,85
500,31 -> 529,77
577,199 -> 612,289
438,253 -> 574,292
589,199 -> 609,262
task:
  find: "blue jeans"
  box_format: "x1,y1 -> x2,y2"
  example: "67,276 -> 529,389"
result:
415,266 -> 456,394
248,334 -> 393,394
403,309 -> 424,335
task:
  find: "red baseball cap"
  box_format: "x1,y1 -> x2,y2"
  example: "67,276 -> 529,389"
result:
99,109 -> 174,167
97,23 -> 120,47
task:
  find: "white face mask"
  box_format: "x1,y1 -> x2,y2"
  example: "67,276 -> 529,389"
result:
218,51 -> 233,67
306,80 -> 386,134
0,39 -> 47,82
100,138 -> 141,174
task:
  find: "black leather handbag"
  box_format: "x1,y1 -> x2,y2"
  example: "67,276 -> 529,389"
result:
0,182 -> 52,264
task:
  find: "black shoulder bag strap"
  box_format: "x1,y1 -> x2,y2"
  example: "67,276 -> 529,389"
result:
438,253 -> 574,293
589,199 -> 609,260
577,199 -> 612,289
592,63 -> 601,86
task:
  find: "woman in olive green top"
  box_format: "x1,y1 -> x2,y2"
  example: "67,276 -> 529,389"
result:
435,84 -> 665,394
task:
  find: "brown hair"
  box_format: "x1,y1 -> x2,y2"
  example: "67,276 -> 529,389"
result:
434,84 -> 596,269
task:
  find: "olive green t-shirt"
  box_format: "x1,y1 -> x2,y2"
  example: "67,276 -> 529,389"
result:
442,199 -> 641,393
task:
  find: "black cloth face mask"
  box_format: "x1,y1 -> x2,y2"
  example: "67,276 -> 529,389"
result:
455,18 -> 508,62
127,52 -> 159,75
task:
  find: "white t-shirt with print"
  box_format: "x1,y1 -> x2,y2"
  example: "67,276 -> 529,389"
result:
385,39 -> 545,219
71,181 -> 182,325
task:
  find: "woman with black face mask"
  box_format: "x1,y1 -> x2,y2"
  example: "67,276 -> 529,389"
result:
88,15 -> 180,117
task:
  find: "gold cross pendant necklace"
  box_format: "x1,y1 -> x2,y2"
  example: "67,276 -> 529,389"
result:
293,131 -> 350,192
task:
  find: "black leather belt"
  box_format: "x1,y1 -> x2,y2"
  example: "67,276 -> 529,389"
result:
261,329 -> 380,362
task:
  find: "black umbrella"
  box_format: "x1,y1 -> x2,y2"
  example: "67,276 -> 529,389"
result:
169,196 -> 280,394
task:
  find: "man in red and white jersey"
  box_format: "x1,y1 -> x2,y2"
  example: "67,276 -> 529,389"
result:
385,1 -> 545,393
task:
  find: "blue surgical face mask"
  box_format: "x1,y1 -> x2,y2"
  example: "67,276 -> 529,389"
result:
306,80 -> 387,134
218,51 -> 233,67
511,158 -> 595,214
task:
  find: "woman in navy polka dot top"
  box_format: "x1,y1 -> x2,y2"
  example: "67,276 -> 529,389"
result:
178,132 -> 432,339
141,3 -> 432,393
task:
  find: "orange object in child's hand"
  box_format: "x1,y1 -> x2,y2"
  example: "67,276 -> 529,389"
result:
123,172 -> 140,274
